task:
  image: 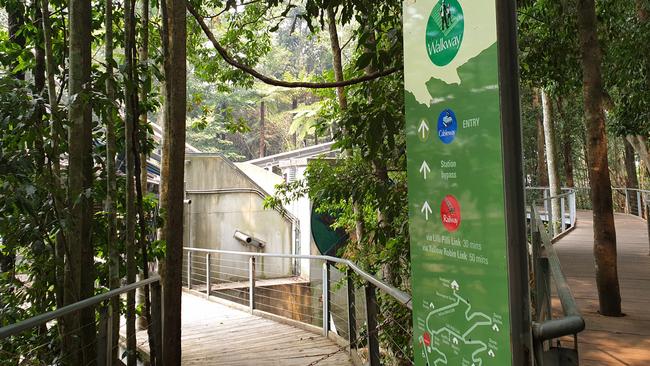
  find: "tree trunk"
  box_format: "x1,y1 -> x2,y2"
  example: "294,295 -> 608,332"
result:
326,6 -> 365,243
541,90 -> 561,235
259,101 -> 266,158
66,0 -> 96,363
137,0 -> 152,337
161,0 -> 187,363
533,91 -> 549,187
103,0 -> 121,359
624,139 -> 639,190
40,0 -> 66,330
578,0 -> 621,316
124,0 -> 138,363
291,97 -> 298,148
556,98 -> 575,187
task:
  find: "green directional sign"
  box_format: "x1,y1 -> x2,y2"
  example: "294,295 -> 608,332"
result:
404,0 -> 527,365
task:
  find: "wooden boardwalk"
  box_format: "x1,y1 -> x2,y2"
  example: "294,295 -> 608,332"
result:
130,292 -> 352,365
555,211 -> 650,365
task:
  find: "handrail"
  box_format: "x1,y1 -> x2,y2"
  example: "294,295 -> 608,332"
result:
183,247 -> 413,309
529,205 -> 585,343
0,275 -> 161,340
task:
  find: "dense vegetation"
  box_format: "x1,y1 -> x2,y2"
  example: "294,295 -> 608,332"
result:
0,0 -> 648,364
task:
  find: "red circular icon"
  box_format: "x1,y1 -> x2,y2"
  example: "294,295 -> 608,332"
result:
440,195 -> 461,232
423,331 -> 431,346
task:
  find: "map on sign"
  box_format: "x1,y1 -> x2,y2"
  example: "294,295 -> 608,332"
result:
417,279 -> 504,366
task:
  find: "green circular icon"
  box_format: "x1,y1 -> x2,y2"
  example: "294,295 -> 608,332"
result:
425,0 -> 464,66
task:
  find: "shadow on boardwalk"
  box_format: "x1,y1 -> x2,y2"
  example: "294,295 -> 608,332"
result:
555,210 -> 650,365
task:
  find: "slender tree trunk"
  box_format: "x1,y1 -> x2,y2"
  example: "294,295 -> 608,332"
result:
578,0 -> 621,316
67,0 -> 96,363
259,101 -> 266,158
40,0 -> 66,330
624,139 -> 639,190
541,90 -> 561,235
137,0 -> 152,335
291,97 -> 298,147
533,91 -> 549,187
326,6 -> 365,244
104,0 -> 121,359
556,98 -> 575,187
124,0 -> 138,363
161,0 -> 187,363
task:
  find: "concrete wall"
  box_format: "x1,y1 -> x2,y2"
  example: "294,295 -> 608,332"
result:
184,155 -> 294,282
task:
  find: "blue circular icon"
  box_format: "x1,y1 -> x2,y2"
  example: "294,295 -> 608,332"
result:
437,109 -> 457,144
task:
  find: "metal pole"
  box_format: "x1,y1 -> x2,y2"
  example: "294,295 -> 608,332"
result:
322,262 -> 330,337
625,189 -> 630,214
637,190 -> 642,217
496,0 -> 533,361
206,253 -> 211,297
560,197 -> 565,233
249,257 -> 256,314
365,284 -> 380,366
106,303 -> 113,366
187,251 -> 192,290
346,268 -> 357,353
151,280 -> 163,366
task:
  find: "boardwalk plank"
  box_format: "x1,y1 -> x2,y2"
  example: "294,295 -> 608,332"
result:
555,211 -> 650,366
126,292 -> 352,365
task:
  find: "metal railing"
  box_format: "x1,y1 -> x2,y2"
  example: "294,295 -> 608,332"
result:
182,247 -> 413,366
526,187 -> 577,240
529,203 -> 585,366
0,275 -> 162,366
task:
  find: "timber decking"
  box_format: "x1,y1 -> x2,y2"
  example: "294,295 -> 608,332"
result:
554,210 -> 650,365
130,292 -> 353,365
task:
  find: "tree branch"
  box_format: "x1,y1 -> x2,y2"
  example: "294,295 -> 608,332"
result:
186,2 -> 401,89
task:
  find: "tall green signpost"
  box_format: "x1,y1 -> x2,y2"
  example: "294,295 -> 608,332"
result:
403,0 -> 530,365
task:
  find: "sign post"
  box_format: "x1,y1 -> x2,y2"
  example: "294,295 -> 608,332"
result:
403,0 -> 530,365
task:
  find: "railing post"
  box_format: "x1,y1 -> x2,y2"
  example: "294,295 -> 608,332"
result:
570,191 -> 577,228
249,256 -> 256,314
322,262 -> 330,337
346,268 -> 357,353
560,196 -> 565,234
106,303 -> 113,366
97,305 -> 108,366
206,253 -> 211,297
625,189 -> 630,214
187,250 -> 192,290
151,280 -> 163,366
365,284 -> 380,366
638,190 -> 642,217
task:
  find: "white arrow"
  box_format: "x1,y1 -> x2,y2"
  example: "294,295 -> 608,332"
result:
421,201 -> 432,221
452,337 -> 459,345
429,302 -> 435,310
419,161 -> 431,180
492,324 -> 500,332
488,349 -> 495,357
418,120 -> 430,139
451,280 -> 459,291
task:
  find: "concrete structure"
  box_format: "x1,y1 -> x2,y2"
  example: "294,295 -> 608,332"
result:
183,154 -> 298,281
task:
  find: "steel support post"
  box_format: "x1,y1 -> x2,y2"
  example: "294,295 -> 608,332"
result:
322,262 -> 330,336
249,257 -> 256,313
365,284 -> 380,366
346,268 -> 357,353
206,253 -> 211,297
